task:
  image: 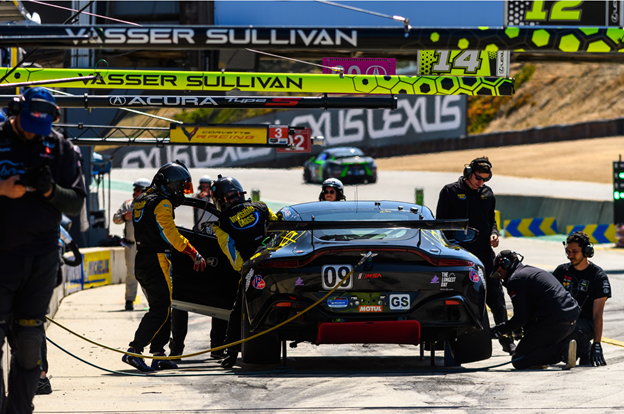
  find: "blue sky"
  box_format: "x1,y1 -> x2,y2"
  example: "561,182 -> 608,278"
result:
214,1 -> 505,28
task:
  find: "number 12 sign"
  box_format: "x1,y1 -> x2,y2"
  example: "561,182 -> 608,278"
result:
276,127 -> 312,153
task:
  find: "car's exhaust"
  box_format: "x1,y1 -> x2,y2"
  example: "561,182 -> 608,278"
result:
315,320 -> 420,345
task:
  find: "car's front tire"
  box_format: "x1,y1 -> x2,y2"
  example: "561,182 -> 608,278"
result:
303,168 -> 311,184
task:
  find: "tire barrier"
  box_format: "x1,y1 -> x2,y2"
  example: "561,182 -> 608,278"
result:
504,217 -> 558,237
566,224 -> 617,244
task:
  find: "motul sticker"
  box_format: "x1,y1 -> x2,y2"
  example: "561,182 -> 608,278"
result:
358,305 -> 382,312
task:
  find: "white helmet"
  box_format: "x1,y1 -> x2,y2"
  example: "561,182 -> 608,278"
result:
133,178 -> 151,191
319,178 -> 345,201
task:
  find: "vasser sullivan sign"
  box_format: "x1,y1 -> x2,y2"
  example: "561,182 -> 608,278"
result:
108,95 -> 466,169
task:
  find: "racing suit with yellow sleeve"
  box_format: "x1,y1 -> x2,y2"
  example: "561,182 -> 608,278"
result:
214,200 -> 279,356
129,189 -> 201,354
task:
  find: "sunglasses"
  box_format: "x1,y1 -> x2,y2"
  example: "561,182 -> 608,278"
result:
474,173 -> 491,182
323,189 -> 336,194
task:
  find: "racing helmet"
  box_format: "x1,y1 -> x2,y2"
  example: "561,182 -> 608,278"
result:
198,175 -> 212,186
133,178 -> 152,191
152,160 -> 193,207
319,178 -> 345,201
211,174 -> 246,211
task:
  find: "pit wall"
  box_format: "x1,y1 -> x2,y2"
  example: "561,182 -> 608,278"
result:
496,195 -> 613,236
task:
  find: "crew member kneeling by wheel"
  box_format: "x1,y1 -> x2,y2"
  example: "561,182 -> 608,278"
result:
122,161 -> 206,372
490,251 -> 580,370
210,175 -> 280,368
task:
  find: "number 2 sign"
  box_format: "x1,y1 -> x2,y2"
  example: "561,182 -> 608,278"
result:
276,127 -> 312,153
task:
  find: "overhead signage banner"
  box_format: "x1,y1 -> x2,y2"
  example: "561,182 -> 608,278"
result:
0,68 -> 514,96
104,95 -> 466,169
505,1 -> 621,27
170,124 -> 271,145
2,25 -> 624,53
418,50 -> 510,77
322,57 -> 396,75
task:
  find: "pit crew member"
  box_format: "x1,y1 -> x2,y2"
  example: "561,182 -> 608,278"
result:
0,87 -> 86,413
436,157 -> 514,354
490,250 -> 580,370
553,231 -> 611,366
123,161 -> 206,372
210,175 -> 279,368
113,178 -> 151,311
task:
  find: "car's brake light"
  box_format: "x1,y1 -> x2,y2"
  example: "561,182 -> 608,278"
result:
275,302 -> 292,307
436,259 -> 474,267
256,260 -> 300,268
445,300 -> 461,305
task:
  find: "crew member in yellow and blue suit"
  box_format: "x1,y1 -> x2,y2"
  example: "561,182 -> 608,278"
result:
210,175 -> 279,368
122,161 -> 206,372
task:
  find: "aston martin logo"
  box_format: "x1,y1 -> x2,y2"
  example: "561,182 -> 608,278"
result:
110,96 -> 126,105
182,126 -> 199,141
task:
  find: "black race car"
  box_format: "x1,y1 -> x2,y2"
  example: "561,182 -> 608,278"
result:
303,147 -> 377,184
171,199 -> 491,366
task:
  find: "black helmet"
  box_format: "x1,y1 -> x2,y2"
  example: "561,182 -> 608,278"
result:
211,174 -> 246,211
319,178 -> 345,201
152,160 -> 193,207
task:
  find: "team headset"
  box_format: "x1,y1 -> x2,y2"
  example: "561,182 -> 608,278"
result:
7,95 -> 60,121
492,250 -> 524,274
463,158 -> 492,181
563,232 -> 594,258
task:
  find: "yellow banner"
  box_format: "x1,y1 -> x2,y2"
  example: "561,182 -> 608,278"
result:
0,68 -> 515,96
82,250 -> 112,288
170,124 -> 269,144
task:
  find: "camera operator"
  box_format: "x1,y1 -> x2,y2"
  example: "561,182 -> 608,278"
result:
490,251 -> 580,370
0,87 -> 86,413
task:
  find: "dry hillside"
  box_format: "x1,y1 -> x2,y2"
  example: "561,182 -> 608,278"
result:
485,62 -> 624,132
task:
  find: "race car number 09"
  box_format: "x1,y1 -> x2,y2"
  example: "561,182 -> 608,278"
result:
321,264 -> 353,290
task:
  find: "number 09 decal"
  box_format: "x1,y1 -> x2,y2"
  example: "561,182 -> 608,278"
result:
321,264 -> 353,290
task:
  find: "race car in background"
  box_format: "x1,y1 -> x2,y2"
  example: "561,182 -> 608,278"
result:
303,146 -> 377,184
171,199 -> 491,367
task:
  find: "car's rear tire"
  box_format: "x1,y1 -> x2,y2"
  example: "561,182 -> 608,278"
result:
241,301 -> 281,365
303,168 -> 311,183
450,311 -> 493,364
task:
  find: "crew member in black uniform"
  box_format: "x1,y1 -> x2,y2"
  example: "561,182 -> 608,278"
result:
490,250 -> 580,370
210,175 -> 279,368
553,232 -> 611,366
122,161 -> 206,372
0,87 -> 86,414
436,157 -> 515,354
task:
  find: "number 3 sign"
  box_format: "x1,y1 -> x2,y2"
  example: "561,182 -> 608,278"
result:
276,127 -> 312,153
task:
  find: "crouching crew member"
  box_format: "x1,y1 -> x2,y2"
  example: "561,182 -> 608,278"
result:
0,87 -> 86,413
553,232 -> 611,366
122,161 -> 206,372
490,250 -> 580,370
210,175 -> 280,368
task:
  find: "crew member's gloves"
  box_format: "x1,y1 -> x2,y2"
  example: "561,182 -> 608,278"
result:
511,328 -> 524,341
591,342 -> 607,366
183,245 -> 206,272
192,251 -> 206,272
490,325 -> 503,339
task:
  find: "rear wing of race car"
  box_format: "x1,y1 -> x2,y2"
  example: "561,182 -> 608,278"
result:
266,219 -> 468,232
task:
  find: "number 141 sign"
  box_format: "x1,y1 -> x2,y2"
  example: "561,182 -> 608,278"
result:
276,127 -> 312,153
